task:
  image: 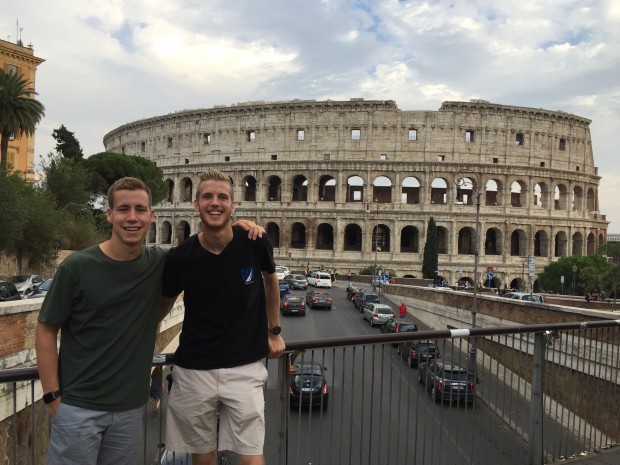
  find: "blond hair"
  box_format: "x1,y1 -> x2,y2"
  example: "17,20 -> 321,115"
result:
196,170 -> 234,201
107,177 -> 152,209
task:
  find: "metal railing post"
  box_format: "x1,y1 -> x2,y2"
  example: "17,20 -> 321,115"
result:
528,332 -> 545,465
277,356 -> 289,465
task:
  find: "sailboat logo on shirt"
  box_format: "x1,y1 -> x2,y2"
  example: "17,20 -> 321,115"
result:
241,267 -> 255,285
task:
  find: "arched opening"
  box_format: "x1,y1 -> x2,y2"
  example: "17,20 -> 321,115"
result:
148,223 -> 156,244
373,176 -> 392,203
176,221 -> 191,245
319,176 -> 336,201
292,175 -> 308,201
316,223 -> 334,250
401,177 -> 420,204
181,177 -> 193,202
586,233 -> 596,255
510,180 -> 526,207
372,224 -> 390,252
572,232 -> 583,256
485,179 -> 502,206
554,231 -> 568,257
244,176 -> 257,201
400,226 -> 419,253
266,222 -> 280,248
457,227 -> 475,255
291,223 -> 307,249
534,230 -> 548,257
161,221 -> 172,244
267,176 -> 282,201
431,178 -> 448,205
437,226 -> 448,254
554,184 -> 568,210
346,176 -> 364,202
510,229 -> 527,256
343,224 -> 362,251
484,228 -> 501,255
165,179 -> 174,203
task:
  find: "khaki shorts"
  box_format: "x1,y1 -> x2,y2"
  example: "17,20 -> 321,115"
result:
165,361 -> 268,456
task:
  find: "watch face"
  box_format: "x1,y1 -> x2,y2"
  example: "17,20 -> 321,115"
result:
271,326 -> 282,335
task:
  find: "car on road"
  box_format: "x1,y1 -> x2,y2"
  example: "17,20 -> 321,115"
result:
354,291 -> 380,311
275,266 -> 290,281
418,360 -> 475,404
307,271 -> 332,288
363,303 -> 395,327
289,362 -> 329,410
502,291 -> 544,303
305,290 -> 332,310
281,294 -> 306,316
0,280 -> 22,302
380,318 -> 418,346
398,340 -> 441,368
279,281 -> 291,298
7,274 -> 45,296
286,274 -> 308,290
26,278 -> 53,299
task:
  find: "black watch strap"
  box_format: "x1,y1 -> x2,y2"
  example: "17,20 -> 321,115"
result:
43,390 -> 61,404
270,326 -> 282,336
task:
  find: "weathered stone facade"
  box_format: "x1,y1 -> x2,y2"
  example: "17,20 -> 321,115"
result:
103,99 -> 608,289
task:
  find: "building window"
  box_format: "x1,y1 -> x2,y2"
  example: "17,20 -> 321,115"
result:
184,158 -> 190,164
465,130 -> 475,143
515,133 -> 524,146
408,128 -> 417,141
141,141 -> 146,152
271,154 -> 277,160
248,130 -> 256,142
225,156 -> 230,162
204,133 -> 212,144
576,166 -> 580,172
379,154 -> 387,160
167,137 -> 173,149
351,129 -> 361,140
297,129 -> 305,141
559,138 -> 566,151
324,153 -> 330,160
493,157 -> 499,164
6,64 -> 18,75
540,161 -> 545,167
438,155 -> 445,161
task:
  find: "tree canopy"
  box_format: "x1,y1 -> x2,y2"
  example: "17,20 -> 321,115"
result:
0,69 -> 45,165
538,255 -> 611,295
52,124 -> 84,161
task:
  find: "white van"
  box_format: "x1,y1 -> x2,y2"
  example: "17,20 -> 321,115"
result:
307,271 -> 332,288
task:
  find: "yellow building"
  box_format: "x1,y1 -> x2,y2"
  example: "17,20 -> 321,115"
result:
0,37 -> 45,180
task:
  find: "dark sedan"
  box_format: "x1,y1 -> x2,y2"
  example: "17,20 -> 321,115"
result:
418,360 -> 475,404
305,290 -> 332,310
380,318 -> 418,347
398,340 -> 441,368
281,294 -> 306,316
289,362 -> 329,410
0,280 -> 21,302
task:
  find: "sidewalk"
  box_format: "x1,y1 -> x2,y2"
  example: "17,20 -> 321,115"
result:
562,446 -> 620,464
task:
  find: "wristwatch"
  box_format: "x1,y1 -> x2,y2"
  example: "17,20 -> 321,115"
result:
43,390 -> 61,404
270,326 -> 282,336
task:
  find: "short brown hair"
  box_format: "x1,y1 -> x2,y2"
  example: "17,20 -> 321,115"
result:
107,177 -> 152,209
196,170 -> 234,201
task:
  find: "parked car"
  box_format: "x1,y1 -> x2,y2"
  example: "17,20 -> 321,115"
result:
305,290 -> 332,310
7,274 -> 45,296
354,291 -> 380,311
398,340 -> 441,368
380,318 -> 418,346
0,280 -> 22,302
279,281 -> 291,298
275,266 -> 290,281
307,271 -> 332,288
286,274 -> 308,290
26,279 -> 53,299
289,362 -> 329,410
281,294 -> 306,316
363,303 -> 395,327
418,360 -> 475,404
502,292 -> 544,303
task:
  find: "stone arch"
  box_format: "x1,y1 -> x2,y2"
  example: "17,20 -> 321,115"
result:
266,222 -> 280,248
373,175 -> 392,203
510,229 -> 527,256
292,175 -> 308,201
533,182 -> 549,209
161,221 -> 172,244
457,227 -> 475,255
431,178 -> 448,205
343,224 -> 362,251
148,223 -> 157,244
267,176 -> 282,201
291,222 -> 307,248
165,179 -> 174,202
455,176 -> 477,205
533,230 -> 548,257
554,184 -> 568,210
176,220 -> 191,245
437,226 -> 448,254
554,231 -> 568,257
572,232 -> 583,256
586,232 -> 596,255
485,179 -> 502,206
243,176 -> 257,201
510,180 -> 527,207
484,227 -> 502,255
346,175 -> 364,202
180,177 -> 193,202
316,223 -> 334,250
401,176 -> 421,204
586,188 -> 596,212
400,226 -> 419,253
318,175 -> 336,201
572,186 -> 583,211
372,224 -> 390,252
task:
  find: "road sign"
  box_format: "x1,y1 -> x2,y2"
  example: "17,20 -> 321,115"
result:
487,272 -> 494,281
528,257 -> 536,277
560,276 -> 564,284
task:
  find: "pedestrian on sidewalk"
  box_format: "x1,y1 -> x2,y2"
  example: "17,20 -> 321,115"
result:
398,302 -> 407,320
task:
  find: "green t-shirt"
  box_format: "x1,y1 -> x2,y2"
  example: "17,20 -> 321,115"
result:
38,244 -> 167,411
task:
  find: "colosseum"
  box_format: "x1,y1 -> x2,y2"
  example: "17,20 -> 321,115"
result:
103,98 -> 608,291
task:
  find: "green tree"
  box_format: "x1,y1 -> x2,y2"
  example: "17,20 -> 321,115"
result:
0,69 -> 45,166
84,152 -> 167,204
600,264 -> 620,300
52,124 -> 84,161
598,242 -> 620,264
41,154 -> 92,208
0,164 -> 28,252
422,217 -> 439,279
538,255 -> 610,295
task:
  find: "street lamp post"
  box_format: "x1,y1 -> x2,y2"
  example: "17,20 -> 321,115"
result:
373,199 -> 379,288
572,265 -> 578,295
454,171 -> 481,379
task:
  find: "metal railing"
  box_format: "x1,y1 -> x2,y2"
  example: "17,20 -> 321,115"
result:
1,320 -> 619,465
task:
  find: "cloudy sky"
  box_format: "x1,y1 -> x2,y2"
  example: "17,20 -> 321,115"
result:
4,0 -> 620,232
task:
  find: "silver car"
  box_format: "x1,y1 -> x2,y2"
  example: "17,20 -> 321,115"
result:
363,303 -> 395,327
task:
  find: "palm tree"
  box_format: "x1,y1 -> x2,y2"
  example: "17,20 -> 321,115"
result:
0,69 -> 45,166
